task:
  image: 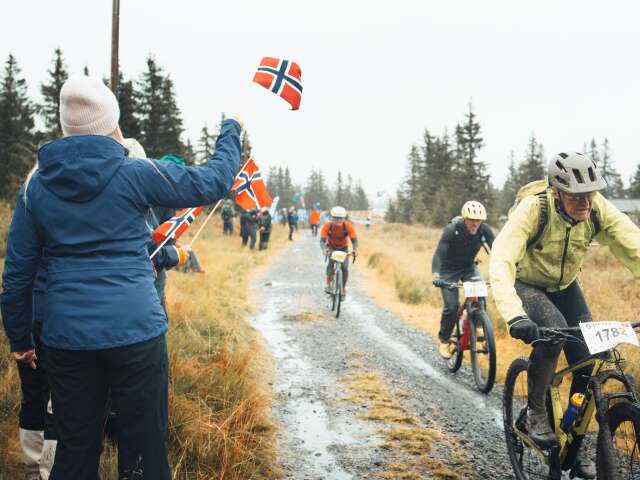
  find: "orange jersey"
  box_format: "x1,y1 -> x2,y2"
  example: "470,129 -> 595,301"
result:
320,221 -> 357,249
309,210 -> 321,225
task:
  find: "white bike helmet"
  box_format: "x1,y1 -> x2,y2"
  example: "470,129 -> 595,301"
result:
330,206 -> 347,219
548,152 -> 606,194
461,201 -> 487,221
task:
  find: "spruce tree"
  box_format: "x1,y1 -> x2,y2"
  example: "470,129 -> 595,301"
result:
0,54 -> 36,200
454,103 -> 492,218
354,180 -> 369,210
39,48 -> 68,142
196,124 -> 215,165
334,171 -> 346,206
157,76 -> 185,156
600,138 -> 623,198
241,129 -> 252,164
117,72 -> 140,140
138,57 -> 165,157
629,164 -> 640,198
518,133 -> 545,184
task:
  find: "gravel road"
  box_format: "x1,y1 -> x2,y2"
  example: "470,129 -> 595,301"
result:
251,232 -> 513,479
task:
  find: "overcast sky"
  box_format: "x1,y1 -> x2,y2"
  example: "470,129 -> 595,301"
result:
3,1 -> 640,197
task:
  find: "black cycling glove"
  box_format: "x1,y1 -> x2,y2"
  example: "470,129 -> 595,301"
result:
508,316 -> 539,344
432,278 -> 447,288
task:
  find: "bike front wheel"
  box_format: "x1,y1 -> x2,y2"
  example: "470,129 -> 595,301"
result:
470,310 -> 497,394
597,401 -> 640,479
447,322 -> 463,373
334,268 -> 343,318
503,356 -> 549,480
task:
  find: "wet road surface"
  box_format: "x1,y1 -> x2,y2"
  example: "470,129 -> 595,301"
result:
251,233 -> 513,479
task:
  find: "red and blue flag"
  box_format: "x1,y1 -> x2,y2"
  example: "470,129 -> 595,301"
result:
232,159 -> 273,210
253,57 -> 303,110
152,207 -> 203,244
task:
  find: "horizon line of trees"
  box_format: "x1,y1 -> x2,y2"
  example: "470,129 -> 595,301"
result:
266,166 -> 369,212
386,103 -> 635,226
0,49 -> 253,202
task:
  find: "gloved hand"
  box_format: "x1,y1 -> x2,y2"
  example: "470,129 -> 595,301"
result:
508,316 -> 539,344
432,277 -> 447,288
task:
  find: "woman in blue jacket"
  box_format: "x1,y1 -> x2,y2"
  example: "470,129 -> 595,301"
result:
0,75 -> 242,480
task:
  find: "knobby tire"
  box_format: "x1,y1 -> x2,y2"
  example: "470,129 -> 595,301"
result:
596,401 -> 640,479
470,310 -> 497,393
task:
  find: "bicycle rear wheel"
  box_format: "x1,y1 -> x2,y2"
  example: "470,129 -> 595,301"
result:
597,401 -> 640,479
470,310 -> 496,393
335,268 -> 343,318
503,356 -> 549,480
447,322 -> 463,373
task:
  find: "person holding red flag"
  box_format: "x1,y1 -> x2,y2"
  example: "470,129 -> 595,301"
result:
0,75 -> 243,480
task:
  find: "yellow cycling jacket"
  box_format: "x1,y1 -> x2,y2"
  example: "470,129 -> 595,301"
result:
490,191 -> 640,324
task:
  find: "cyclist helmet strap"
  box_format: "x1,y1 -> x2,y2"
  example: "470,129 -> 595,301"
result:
526,191 -> 548,249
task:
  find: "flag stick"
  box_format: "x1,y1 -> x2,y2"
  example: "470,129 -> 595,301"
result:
186,199 -> 222,247
149,158 -> 251,259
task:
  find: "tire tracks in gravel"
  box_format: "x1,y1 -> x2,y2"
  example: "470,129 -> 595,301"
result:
250,233 -> 512,479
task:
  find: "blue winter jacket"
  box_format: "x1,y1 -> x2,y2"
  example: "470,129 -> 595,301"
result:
1,119 -> 241,352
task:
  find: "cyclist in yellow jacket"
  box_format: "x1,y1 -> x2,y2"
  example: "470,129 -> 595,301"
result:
490,152 -> 640,479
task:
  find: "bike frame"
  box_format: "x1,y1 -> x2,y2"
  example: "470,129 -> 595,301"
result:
455,294 -> 486,351
513,349 -> 637,469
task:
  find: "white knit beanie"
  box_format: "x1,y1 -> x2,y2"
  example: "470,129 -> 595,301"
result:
60,75 -> 120,137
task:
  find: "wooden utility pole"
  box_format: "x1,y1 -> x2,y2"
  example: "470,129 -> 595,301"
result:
110,0 -> 120,93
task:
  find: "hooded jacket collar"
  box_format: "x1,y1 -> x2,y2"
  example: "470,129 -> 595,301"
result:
37,135 -> 126,203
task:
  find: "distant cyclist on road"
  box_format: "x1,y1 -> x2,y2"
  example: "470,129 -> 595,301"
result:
320,206 -> 358,297
432,201 -> 494,360
490,152 -> 640,479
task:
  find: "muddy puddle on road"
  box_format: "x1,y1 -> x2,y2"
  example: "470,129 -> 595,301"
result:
251,293 -> 375,479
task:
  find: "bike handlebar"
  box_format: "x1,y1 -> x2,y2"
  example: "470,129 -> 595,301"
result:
437,281 -> 491,290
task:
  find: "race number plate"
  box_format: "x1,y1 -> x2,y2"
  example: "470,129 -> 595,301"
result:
463,281 -> 488,298
579,321 -> 639,355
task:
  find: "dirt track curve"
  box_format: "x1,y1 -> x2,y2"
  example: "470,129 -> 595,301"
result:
251,232 -> 512,479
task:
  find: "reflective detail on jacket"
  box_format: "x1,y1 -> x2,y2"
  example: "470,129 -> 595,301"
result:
490,191 -> 640,323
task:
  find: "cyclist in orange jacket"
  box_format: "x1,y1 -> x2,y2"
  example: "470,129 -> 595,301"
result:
320,206 -> 358,296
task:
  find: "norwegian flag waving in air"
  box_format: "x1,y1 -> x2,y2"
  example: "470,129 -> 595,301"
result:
253,57 -> 303,110
152,207 -> 203,244
232,159 -> 273,210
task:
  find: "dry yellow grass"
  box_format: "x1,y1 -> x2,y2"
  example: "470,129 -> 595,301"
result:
0,214 -> 287,479
358,222 -> 640,387
341,356 -> 471,479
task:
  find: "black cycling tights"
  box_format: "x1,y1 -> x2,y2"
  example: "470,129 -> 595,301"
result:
515,280 -> 592,412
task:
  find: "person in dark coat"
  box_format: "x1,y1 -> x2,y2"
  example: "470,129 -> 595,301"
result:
258,207 -> 272,251
287,207 -> 297,240
0,75 -> 242,480
240,209 -> 251,246
246,208 -> 259,250
17,263 -> 57,480
221,200 -> 235,235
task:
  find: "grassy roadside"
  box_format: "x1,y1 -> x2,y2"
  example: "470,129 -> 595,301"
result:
0,209 -> 287,479
356,223 -> 640,389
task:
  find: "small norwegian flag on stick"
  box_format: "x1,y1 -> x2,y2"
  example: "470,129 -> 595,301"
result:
232,159 -> 273,210
152,207 -> 203,244
253,57 -> 303,110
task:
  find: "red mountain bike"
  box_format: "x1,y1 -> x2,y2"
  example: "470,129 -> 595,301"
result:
441,279 -> 497,393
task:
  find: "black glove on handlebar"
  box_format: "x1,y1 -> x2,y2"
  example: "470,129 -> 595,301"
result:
432,279 -> 447,288
508,316 -> 539,344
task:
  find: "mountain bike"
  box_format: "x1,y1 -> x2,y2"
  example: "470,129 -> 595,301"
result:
503,321 -> 640,479
441,279 -> 496,393
325,250 -> 355,319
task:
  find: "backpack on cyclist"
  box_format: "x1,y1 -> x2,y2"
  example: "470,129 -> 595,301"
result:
509,178 -> 601,249
327,221 -> 349,240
